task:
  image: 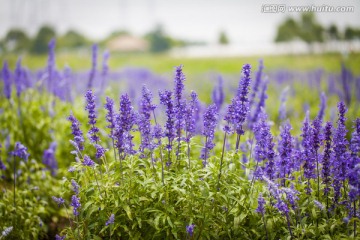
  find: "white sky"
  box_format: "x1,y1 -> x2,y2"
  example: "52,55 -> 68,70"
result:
0,0 -> 359,44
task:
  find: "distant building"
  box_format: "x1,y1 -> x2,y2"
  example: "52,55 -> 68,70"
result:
107,35 -> 149,52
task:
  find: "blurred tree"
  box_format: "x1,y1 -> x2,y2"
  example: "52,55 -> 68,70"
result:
30,26 -> 56,54
344,26 -> 357,40
218,31 -> 229,45
145,26 -> 171,53
58,30 -> 88,49
299,13 -> 324,45
274,18 -> 299,42
327,24 -> 340,40
3,29 -> 30,53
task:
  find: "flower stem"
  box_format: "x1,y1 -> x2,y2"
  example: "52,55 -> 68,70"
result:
217,132 -> 227,191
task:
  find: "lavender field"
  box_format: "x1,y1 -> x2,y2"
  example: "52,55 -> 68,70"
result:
0,40 -> 360,239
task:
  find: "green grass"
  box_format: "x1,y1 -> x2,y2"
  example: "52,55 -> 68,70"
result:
2,52 -> 360,74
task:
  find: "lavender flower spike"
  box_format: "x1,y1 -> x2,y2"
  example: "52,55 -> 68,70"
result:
105,214 -> 115,226
11,142 -> 30,161
68,113 -> 84,151
256,194 -> 266,215
83,155 -> 95,167
186,224 -> 195,236
2,61 -> 12,99
85,90 -> 100,144
70,195 -> 81,216
87,43 -> 98,89
322,122 -> 332,196
71,179 -> 80,195
301,112 -> 315,194
277,121 -> 293,186
201,104 -> 218,165
52,196 -> 65,207
104,97 -> 116,138
317,92 -> 327,121
159,90 -> 176,152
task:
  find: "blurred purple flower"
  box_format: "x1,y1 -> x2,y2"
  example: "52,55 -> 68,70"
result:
71,195 -> 81,216
87,44 -> 98,89
186,224 -> 195,236
42,142 -> 58,175
105,214 -> 115,226
52,196 -> 65,207
10,142 -> 30,162
71,179 -> 80,195
2,61 -> 12,99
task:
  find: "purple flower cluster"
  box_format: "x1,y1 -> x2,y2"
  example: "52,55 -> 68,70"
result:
256,194 -> 266,215
83,155 -> 95,167
201,104 -> 218,165
114,94 -> 137,157
11,142 -> 30,161
42,142 -> 58,175
52,196 -> 65,207
277,122 -> 293,183
70,195 -> 81,216
212,76 -> 224,110
159,90 -> 176,151
301,113 -> 316,193
184,91 -> 198,143
71,179 -> 80,195
138,85 -> 156,152
332,102 -> 349,203
2,61 -> 11,99
224,64 -> 252,137
104,97 -> 116,138
68,114 -> 84,151
87,44 -> 98,89
322,122 -> 333,196
186,224 -> 195,236
85,90 -> 100,143
105,214 -> 115,226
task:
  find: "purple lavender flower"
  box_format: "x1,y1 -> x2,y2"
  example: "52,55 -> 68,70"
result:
301,112 -> 316,193
2,61 -> 11,99
322,122 -> 333,196
87,44 -> 98,89
186,224 -> 195,236
14,58 -> 24,97
184,91 -> 199,143
55,234 -> 66,240
317,92 -> 327,121
332,102 -> 349,203
279,87 -> 289,120
348,119 -> 360,202
85,90 -> 100,143
71,195 -> 81,216
277,122 -> 293,184
173,65 -> 186,156
42,142 -> 58,175
95,144 -> 107,159
249,59 -> 264,110
83,155 -> 95,167
283,185 -> 299,210
251,81 -> 268,125
11,142 -> 30,161
253,109 -> 270,165
2,226 -> 13,237
159,90 -> 176,152
138,85 -> 156,152
212,76 -> 224,110
47,39 -> 56,92
114,94 -> 137,157
105,214 -> 115,226
201,104 -> 218,165
71,179 -> 80,195
314,200 -> 325,211
256,194 -> 266,215
100,50 -> 110,92
52,196 -> 65,207
68,113 -> 84,151
104,97 -> 116,138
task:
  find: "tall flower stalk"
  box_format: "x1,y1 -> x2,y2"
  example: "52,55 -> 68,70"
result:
184,91 -> 198,167
201,104 -> 218,166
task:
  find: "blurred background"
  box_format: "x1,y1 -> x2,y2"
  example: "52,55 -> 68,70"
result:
0,0 -> 359,65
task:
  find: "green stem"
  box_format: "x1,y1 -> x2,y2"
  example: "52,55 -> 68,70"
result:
217,132 -> 227,191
